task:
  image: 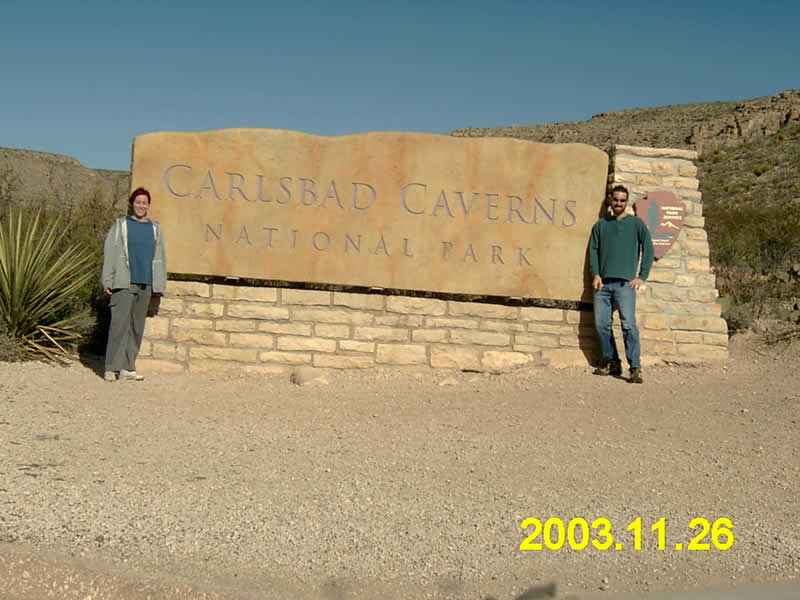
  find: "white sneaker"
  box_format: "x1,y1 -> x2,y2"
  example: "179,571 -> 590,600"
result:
120,370 -> 144,381
103,371 -> 117,382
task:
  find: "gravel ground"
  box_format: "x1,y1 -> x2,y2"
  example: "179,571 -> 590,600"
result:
0,333 -> 798,600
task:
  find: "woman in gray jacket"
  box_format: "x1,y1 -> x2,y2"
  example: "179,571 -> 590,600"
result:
101,187 -> 166,381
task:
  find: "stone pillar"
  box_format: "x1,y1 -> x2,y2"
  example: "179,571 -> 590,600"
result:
606,145 -> 728,362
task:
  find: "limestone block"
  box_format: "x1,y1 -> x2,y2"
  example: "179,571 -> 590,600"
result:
339,340 -> 375,352
674,274 -> 696,287
674,331 -> 704,344
144,317 -> 170,339
374,314 -> 424,327
189,346 -> 258,362
689,288 -> 719,302
636,298 -> 666,313
654,255 -> 682,269
513,334 -> 560,349
314,324 -> 351,338
172,317 -> 214,330
291,308 -> 373,325
641,314 -> 669,330
686,241 -> 710,257
703,333 -> 729,346
661,177 -> 699,190
614,157 -> 653,173
339,340 -> 375,353
425,316 -> 479,329
184,302 -> 225,318
695,273 -> 717,288
333,292 -> 385,311
430,346 -> 481,370
376,344 -> 428,365
670,316 -> 728,333
566,310 -> 593,324
613,172 -> 637,184
448,301 -> 518,319
526,323 -> 576,336
481,351 -> 531,372
411,329 -> 448,343
686,229 -> 708,241
168,281 -> 210,298
647,269 -> 675,284
138,341 -> 152,357
256,322 -> 312,335
650,285 -> 687,301
541,348 -> 591,368
686,257 -> 711,272
158,298 -> 184,315
171,329 -> 227,345
136,359 -> 185,374
684,216 -> 705,228
387,296 -> 447,315
450,330 -> 510,346
152,341 -> 181,360
277,336 -> 337,352
281,289 -> 332,306
678,161 -> 698,177
216,319 -> 257,332
212,285 -> 277,302
227,304 -> 290,320
314,354 -> 375,369
640,329 -> 676,342
259,351 -> 312,365
353,326 -> 409,342
229,333 -> 275,348
612,145 -> 698,160
480,320 -> 526,333
637,175 -> 661,186
519,307 -> 565,322
652,160 -> 675,176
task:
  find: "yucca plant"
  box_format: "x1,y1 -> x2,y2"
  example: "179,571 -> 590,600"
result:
0,210 -> 95,362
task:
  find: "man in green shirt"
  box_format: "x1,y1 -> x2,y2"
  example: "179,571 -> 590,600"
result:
589,185 -> 654,383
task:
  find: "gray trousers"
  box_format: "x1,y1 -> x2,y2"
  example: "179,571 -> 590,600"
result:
105,284 -> 152,372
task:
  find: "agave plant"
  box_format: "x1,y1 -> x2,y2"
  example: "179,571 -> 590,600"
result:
0,210 -> 95,362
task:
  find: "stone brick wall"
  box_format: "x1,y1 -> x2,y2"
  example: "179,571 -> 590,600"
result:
607,145 -> 727,362
138,144 -> 728,374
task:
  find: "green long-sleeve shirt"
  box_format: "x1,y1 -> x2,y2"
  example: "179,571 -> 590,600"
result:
589,215 -> 654,281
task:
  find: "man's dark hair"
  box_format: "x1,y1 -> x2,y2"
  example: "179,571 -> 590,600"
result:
610,184 -> 629,199
128,187 -> 151,206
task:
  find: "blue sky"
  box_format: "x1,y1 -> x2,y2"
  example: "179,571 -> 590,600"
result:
2,0 -> 797,171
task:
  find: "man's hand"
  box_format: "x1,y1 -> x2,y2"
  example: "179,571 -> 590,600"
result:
592,275 -> 603,291
629,278 -> 645,290
104,288 -> 113,296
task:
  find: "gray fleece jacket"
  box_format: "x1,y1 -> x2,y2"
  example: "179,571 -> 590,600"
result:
101,216 -> 167,293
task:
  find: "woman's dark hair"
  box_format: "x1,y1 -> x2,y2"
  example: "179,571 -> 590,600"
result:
128,187 -> 151,206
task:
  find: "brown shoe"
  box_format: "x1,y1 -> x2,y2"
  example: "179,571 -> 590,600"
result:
629,368 -> 643,384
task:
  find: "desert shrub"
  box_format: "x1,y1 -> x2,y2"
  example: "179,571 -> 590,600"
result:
0,210 -> 96,362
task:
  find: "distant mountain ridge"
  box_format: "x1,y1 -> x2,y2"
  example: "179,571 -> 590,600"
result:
452,90 -> 800,154
1,89 -> 799,213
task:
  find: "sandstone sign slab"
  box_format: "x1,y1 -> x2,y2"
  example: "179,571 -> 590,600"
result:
130,130 -> 608,302
635,191 -> 685,259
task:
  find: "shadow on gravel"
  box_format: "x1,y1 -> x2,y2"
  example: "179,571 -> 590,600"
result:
77,352 -> 105,379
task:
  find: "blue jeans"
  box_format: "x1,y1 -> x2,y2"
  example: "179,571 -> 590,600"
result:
593,279 -> 641,369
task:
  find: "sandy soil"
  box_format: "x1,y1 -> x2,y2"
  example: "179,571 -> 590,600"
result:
0,333 -> 798,600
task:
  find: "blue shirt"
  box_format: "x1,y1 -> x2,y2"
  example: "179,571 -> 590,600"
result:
126,217 -> 155,285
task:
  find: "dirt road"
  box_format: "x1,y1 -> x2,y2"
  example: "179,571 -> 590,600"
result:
0,333 -> 798,599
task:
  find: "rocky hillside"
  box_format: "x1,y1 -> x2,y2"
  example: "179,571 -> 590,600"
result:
452,90 -> 800,155
0,147 -> 129,213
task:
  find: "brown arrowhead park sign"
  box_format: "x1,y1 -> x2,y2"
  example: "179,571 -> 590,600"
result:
130,129 -> 610,302
634,191 -> 685,259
